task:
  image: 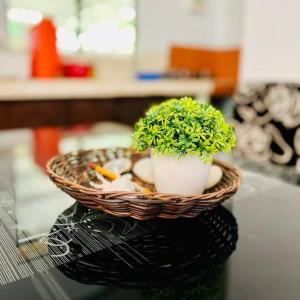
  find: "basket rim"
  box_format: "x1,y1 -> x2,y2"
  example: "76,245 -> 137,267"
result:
47,147 -> 242,202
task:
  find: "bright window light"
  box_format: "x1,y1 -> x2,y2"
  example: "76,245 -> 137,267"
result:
6,0 -> 136,55
64,16 -> 78,31
56,27 -> 80,52
118,6 -> 136,22
79,20 -> 118,53
115,25 -> 136,54
7,8 -> 42,25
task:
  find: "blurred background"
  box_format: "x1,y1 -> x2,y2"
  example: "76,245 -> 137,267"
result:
0,0 -> 300,194
0,3 -> 299,298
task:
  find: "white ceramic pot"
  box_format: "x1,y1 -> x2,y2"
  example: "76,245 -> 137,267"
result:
151,152 -> 212,195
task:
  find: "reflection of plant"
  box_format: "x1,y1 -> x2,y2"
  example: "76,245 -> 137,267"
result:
133,97 -> 235,162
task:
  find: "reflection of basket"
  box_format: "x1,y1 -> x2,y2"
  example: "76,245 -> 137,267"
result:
47,148 -> 241,220
52,204 -> 238,289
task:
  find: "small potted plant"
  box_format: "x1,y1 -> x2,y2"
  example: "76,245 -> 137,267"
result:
133,97 -> 235,195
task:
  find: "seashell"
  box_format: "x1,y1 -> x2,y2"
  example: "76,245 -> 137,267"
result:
205,165 -> 223,190
133,158 -> 154,184
103,158 -> 132,174
91,174 -> 135,192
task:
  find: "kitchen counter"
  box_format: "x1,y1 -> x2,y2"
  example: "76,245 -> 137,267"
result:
0,78 -> 213,101
0,78 -> 214,129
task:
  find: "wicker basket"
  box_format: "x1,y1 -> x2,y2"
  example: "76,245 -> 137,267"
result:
47,148 -> 241,220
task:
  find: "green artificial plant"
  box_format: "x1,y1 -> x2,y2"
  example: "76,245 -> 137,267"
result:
133,97 -> 235,163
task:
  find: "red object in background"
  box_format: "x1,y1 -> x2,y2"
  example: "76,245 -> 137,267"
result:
33,127 -> 61,171
30,18 -> 61,77
66,124 -> 91,133
63,64 -> 92,78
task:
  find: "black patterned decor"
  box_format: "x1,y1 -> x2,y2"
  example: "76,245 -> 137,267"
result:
233,83 -> 300,172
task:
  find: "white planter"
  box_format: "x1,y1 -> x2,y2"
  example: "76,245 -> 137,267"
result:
151,152 -> 212,195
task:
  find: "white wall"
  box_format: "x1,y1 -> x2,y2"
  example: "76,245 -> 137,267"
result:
137,0 -> 244,53
240,0 -> 300,83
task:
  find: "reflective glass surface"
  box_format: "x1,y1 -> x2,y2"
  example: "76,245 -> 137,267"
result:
0,127 -> 300,300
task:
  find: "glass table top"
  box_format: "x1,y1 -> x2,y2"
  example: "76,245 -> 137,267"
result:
0,127 -> 300,300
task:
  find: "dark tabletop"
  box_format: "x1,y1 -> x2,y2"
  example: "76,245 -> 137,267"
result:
0,143 -> 300,300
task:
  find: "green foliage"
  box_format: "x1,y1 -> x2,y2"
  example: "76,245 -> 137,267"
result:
133,97 -> 235,162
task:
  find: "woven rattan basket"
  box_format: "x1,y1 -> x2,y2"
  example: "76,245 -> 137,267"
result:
47,148 -> 241,220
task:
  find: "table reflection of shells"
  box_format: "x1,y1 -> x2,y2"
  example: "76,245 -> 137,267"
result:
50,203 -> 238,290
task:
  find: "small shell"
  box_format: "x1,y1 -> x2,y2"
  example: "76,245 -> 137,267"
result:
103,158 -> 132,174
133,158 -> 154,184
205,165 -> 223,190
94,174 -> 139,192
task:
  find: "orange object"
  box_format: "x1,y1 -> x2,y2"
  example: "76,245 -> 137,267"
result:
87,162 -> 118,180
30,18 -> 61,77
169,46 -> 240,96
33,127 -> 61,171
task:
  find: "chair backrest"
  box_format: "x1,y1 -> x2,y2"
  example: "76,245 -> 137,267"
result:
233,84 -> 300,174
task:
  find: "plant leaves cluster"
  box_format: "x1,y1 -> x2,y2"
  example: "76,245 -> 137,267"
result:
133,97 -> 235,162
